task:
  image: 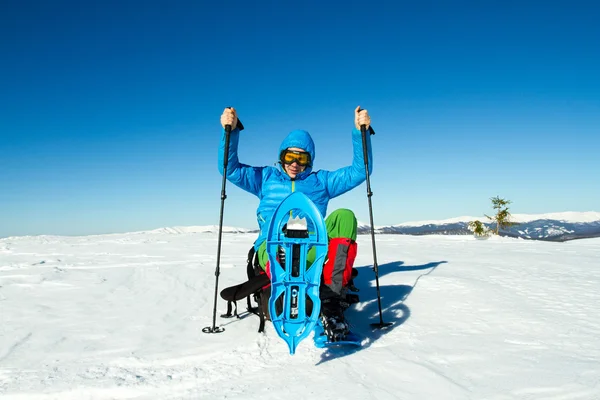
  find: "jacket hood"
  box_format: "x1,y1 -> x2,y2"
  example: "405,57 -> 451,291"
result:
278,129 -> 315,179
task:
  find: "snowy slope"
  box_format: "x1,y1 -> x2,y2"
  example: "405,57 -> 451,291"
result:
1,232 -> 599,399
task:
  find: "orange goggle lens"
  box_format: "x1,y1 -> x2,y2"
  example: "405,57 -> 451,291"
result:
281,150 -> 311,166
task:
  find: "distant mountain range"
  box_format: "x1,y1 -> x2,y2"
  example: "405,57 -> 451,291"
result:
357,211 -> 600,242
41,212 -> 594,243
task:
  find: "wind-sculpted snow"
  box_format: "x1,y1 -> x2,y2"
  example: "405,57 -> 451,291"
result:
1,232 -> 599,399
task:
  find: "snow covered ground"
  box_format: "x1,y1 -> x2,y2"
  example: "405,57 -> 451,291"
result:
1,231 -> 599,399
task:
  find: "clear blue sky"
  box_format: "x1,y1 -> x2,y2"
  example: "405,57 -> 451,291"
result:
1,1 -> 599,237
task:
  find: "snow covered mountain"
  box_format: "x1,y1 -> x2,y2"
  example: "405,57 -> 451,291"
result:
358,211 -> 600,242
11,212 -> 592,243
147,225 -> 253,235
113,212 -> 600,243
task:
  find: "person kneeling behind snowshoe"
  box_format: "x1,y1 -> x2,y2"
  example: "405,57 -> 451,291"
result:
218,106 -> 373,341
257,209 -> 361,341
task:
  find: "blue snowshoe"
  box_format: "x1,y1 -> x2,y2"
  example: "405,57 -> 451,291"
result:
313,321 -> 362,348
266,192 -> 328,354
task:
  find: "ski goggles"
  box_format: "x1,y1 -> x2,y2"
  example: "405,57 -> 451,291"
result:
280,150 -> 311,166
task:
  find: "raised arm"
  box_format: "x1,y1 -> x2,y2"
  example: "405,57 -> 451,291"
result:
217,108 -> 262,196
326,107 -> 373,198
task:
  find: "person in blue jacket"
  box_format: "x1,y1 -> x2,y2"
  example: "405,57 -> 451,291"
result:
218,106 -> 373,340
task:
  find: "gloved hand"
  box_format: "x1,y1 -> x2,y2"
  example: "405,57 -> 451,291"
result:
354,106 -> 371,130
220,107 -> 238,130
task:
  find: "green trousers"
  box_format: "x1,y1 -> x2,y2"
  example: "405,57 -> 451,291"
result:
257,208 -> 357,269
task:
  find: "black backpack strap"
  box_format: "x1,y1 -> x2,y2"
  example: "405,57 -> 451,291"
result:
255,291 -> 266,333
247,246 -> 257,279
249,246 -> 267,332
253,247 -> 263,276
221,300 -> 238,318
245,246 -> 259,316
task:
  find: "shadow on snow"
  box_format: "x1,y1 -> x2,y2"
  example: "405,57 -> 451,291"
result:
316,260 -> 447,365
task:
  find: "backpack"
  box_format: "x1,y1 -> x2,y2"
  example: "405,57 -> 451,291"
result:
220,246 -> 271,333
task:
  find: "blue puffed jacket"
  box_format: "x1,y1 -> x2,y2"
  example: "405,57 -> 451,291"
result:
218,127 -> 373,249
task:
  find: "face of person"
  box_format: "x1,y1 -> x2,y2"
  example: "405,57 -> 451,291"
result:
282,147 -> 309,179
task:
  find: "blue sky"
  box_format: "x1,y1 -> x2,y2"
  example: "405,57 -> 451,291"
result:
1,1 -> 599,237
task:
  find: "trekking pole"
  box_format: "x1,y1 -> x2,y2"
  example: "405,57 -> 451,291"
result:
203,112 -> 244,334
360,122 -> 393,329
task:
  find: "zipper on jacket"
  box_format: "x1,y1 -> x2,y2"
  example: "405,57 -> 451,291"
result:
290,180 -> 295,219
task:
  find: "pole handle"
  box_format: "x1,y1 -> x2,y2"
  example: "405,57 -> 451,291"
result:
226,107 -> 245,131
357,107 -> 375,135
